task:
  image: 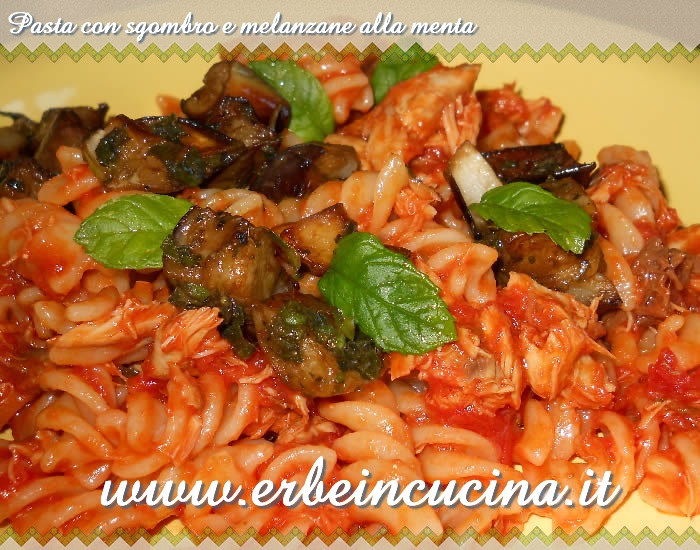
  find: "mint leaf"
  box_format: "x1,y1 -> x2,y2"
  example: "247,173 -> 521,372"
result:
74,194 -> 192,269
469,181 -> 592,254
318,232 -> 457,354
249,59 -> 334,142
370,45 -> 439,103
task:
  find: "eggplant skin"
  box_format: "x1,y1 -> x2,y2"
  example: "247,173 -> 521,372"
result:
198,96 -> 280,149
481,143 -> 596,187
181,60 -> 290,132
250,142 -> 359,202
0,158 -> 51,199
252,293 -> 383,398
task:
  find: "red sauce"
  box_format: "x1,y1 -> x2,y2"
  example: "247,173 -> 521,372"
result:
194,349 -> 268,384
449,300 -> 480,326
429,404 -> 519,464
0,446 -> 39,501
126,374 -> 169,400
409,146 -> 448,180
647,349 -> 700,405
477,86 -> 530,137
73,366 -> 114,401
0,266 -> 29,297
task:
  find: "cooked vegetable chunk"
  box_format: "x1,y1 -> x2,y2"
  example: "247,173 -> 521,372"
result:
182,60 -> 291,131
198,96 -> 281,149
162,205 -> 284,305
276,204 -> 356,275
0,112 -> 37,159
486,230 -> 620,308
1,106 -> 107,173
33,105 -> 108,173
481,143 -> 595,186
252,293 -> 383,397
205,145 -> 278,190
0,158 -> 51,199
445,140 -> 502,207
251,142 -> 359,202
86,115 -> 245,193
162,205 -> 288,356
472,178 -> 620,308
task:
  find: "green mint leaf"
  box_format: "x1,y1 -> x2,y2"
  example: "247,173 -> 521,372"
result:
249,59 -> 334,142
469,181 -> 592,254
74,194 -> 192,269
370,45 -> 439,103
318,232 -> 457,354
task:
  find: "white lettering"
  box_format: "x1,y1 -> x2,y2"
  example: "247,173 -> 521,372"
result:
579,469 -> 623,508
8,12 -> 77,35
239,12 -> 356,35
100,460 -> 622,514
125,13 -> 218,43
81,21 -> 122,35
411,19 -> 478,35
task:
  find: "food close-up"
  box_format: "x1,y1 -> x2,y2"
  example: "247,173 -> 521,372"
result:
0,49 -> 698,539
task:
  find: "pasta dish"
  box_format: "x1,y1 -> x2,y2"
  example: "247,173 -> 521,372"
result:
0,52 -> 698,538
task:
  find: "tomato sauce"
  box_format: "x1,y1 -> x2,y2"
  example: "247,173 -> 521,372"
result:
428,403 -> 519,465
0,266 -> 29,297
647,349 -> 700,405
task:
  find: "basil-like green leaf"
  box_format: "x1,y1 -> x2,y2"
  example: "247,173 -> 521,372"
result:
249,59 -> 334,142
469,181 -> 592,254
370,45 -> 438,103
318,232 -> 457,354
74,194 -> 192,269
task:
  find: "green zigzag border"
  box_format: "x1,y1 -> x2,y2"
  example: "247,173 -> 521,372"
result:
0,41 -> 698,63
0,36 -> 698,547
0,525 -> 699,547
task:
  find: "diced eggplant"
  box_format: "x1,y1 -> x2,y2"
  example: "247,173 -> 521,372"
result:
251,142 -> 359,202
162,206 -> 285,304
485,229 -> 620,308
275,204 -> 356,276
0,112 -> 37,159
182,61 -> 290,131
138,115 -> 240,150
1,106 -> 107,173
205,144 -> 277,190
86,115 -> 246,193
252,293 -> 383,397
0,158 -> 51,199
199,96 -> 281,149
448,141 -> 617,307
472,178 -> 620,308
445,141 -> 502,209
162,205 -> 289,357
33,105 -> 108,173
481,143 -> 596,186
